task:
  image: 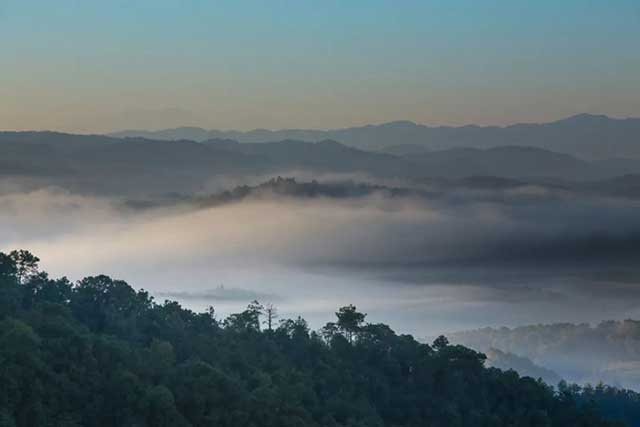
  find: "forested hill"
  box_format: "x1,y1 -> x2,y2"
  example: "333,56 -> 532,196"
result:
1,251 -> 639,426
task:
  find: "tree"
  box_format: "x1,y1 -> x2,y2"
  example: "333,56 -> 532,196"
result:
21,273 -> 72,309
9,250 -> 39,284
264,303 -> 279,331
0,253 -> 19,317
433,335 -> 449,351
247,300 -> 264,331
358,323 -> 395,347
224,300 -> 264,332
277,316 -> 309,339
0,253 -> 17,279
336,305 -> 366,344
70,275 -> 146,333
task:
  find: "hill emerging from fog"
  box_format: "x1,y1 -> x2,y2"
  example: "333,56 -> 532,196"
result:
449,320 -> 640,392
484,348 -> 562,387
119,175 -> 640,215
110,113 -> 640,160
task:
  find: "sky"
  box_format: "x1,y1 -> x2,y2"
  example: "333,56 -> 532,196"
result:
1,0 -> 640,132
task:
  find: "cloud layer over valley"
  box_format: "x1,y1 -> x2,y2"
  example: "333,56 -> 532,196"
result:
3,179 -> 640,336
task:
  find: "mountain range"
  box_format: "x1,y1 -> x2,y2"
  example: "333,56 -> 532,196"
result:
2,130 -> 640,196
109,113 -> 640,160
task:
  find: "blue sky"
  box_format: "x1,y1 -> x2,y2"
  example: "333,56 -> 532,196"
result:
1,0 -> 639,131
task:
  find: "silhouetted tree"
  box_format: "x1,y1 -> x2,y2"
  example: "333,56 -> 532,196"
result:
8,250 -> 39,284
224,300 -> 264,332
335,304 -> 366,343
433,335 -> 449,351
264,303 -> 279,331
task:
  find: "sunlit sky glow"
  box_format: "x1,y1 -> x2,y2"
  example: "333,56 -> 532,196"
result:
1,0 -> 639,132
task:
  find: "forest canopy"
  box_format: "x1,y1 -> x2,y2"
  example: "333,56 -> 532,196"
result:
0,250 -> 638,427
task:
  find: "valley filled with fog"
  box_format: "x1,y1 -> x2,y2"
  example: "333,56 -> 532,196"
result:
4,3 -> 640,424
3,174 -> 640,336
3,116 -> 640,390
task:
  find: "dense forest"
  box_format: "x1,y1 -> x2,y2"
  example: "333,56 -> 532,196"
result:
1,250 -> 639,426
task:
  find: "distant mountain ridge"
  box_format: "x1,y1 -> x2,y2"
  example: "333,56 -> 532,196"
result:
2,130 -> 640,196
109,114 -> 640,160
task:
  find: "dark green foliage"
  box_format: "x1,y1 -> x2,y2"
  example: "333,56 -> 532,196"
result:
0,250 -> 635,426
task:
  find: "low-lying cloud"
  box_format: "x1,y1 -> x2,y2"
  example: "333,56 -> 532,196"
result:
2,183 -> 640,335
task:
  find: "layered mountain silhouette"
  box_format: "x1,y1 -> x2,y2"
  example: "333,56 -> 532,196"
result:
110,114 -> 640,160
2,130 -> 640,196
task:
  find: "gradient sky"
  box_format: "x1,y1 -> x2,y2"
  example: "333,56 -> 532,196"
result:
1,0 -> 639,132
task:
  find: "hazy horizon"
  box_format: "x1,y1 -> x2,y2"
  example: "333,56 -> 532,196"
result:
5,112 -> 637,135
2,1 -> 640,133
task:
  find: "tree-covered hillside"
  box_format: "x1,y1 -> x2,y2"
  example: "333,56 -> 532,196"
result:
0,250 -> 637,426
